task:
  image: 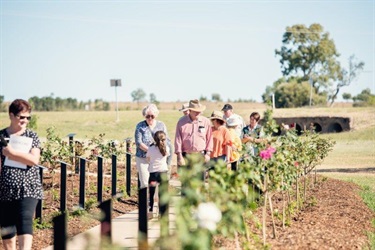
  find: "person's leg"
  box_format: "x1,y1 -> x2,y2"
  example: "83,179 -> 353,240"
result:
2,237 -> 16,250
17,198 -> 38,250
231,161 -> 237,171
148,173 -> 157,212
18,234 -> 33,250
1,200 -> 17,250
158,172 -> 168,216
136,157 -> 150,189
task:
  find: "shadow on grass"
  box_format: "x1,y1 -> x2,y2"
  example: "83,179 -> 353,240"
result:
317,167 -> 375,173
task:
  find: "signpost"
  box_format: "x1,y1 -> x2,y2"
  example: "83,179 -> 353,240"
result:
110,79 -> 122,122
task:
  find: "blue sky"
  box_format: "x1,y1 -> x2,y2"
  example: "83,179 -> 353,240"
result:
0,0 -> 374,103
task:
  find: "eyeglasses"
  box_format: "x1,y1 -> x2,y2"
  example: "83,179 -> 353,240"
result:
145,115 -> 155,119
16,115 -> 31,121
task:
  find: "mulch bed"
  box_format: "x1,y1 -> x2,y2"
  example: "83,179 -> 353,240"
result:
2,168 -> 374,249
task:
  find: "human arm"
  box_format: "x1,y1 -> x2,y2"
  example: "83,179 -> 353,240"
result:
174,122 -> 185,166
134,122 -> 149,153
2,142 -> 41,167
204,122 -> 213,163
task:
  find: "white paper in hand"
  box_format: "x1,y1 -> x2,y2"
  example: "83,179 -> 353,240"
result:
4,135 -> 33,169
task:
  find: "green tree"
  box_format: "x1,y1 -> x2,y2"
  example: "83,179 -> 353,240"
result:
199,96 -> 207,101
353,88 -> 375,107
211,93 -> 222,102
149,93 -> 159,105
0,95 -> 5,112
275,23 -> 341,94
275,80 -> 310,108
131,88 -> 147,103
328,55 -> 364,106
342,93 -> 352,101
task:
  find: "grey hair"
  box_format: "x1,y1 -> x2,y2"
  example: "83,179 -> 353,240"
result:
142,104 -> 159,117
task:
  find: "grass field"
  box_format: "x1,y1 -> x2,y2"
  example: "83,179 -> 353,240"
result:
0,102 -> 374,171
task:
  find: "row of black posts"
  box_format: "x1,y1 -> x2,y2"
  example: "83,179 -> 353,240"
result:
39,135 -> 169,249
35,136 -> 133,224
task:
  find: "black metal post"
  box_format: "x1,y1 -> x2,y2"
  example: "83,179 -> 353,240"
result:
60,162 -> 67,213
111,154 -> 117,197
35,166 -> 44,223
126,139 -> 132,196
97,156 -> 103,203
53,212 -> 67,250
98,199 -> 112,244
67,133 -> 75,169
79,158 -> 86,209
138,187 -> 148,249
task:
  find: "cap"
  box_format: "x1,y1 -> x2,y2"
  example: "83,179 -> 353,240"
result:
221,104 -> 233,111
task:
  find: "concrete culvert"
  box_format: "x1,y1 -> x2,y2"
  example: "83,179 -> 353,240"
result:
312,123 -> 322,133
327,122 -> 343,133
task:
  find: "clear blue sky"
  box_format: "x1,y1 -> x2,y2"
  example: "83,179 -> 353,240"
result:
0,0 -> 374,103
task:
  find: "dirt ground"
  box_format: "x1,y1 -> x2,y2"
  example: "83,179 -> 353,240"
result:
25,173 -> 374,249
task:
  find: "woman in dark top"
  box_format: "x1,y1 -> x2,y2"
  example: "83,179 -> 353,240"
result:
0,99 -> 42,250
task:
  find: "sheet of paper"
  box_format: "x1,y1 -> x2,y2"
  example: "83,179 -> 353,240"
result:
4,135 -> 33,169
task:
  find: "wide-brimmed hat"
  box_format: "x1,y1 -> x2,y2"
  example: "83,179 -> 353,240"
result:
221,103 -> 233,111
188,99 -> 206,112
209,110 -> 225,121
226,117 -> 241,127
179,103 -> 189,112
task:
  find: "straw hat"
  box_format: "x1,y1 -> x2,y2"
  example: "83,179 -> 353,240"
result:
187,99 -> 206,112
209,110 -> 225,121
179,103 -> 189,112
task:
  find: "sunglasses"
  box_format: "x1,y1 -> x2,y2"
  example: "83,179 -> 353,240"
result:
145,115 -> 155,119
16,115 -> 32,121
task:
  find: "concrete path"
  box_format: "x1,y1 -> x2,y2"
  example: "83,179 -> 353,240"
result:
42,180 -> 180,250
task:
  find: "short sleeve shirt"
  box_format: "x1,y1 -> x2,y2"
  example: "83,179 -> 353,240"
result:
134,120 -> 170,158
146,145 -> 170,173
0,128 -> 43,201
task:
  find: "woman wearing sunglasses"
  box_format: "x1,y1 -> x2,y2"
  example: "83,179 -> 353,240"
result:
134,104 -> 172,193
0,99 -> 42,250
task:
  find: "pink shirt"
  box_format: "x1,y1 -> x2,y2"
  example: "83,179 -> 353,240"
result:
174,115 -> 213,154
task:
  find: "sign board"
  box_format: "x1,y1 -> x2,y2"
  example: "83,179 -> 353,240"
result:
110,79 -> 122,87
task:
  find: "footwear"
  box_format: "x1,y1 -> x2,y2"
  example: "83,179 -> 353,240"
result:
147,212 -> 154,220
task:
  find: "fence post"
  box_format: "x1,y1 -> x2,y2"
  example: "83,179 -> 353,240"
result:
97,156 -> 103,203
138,187 -> 148,249
98,199 -> 112,245
67,133 -> 76,172
53,212 -> 67,250
60,162 -> 67,213
35,166 -> 44,223
111,154 -> 117,197
79,158 -> 86,209
126,138 -> 132,196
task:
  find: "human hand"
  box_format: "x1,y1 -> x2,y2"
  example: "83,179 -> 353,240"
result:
177,156 -> 185,166
204,154 -> 210,163
2,144 -> 14,157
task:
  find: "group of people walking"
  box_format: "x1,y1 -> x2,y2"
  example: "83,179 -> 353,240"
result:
0,98 -> 264,249
135,99 -> 264,216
